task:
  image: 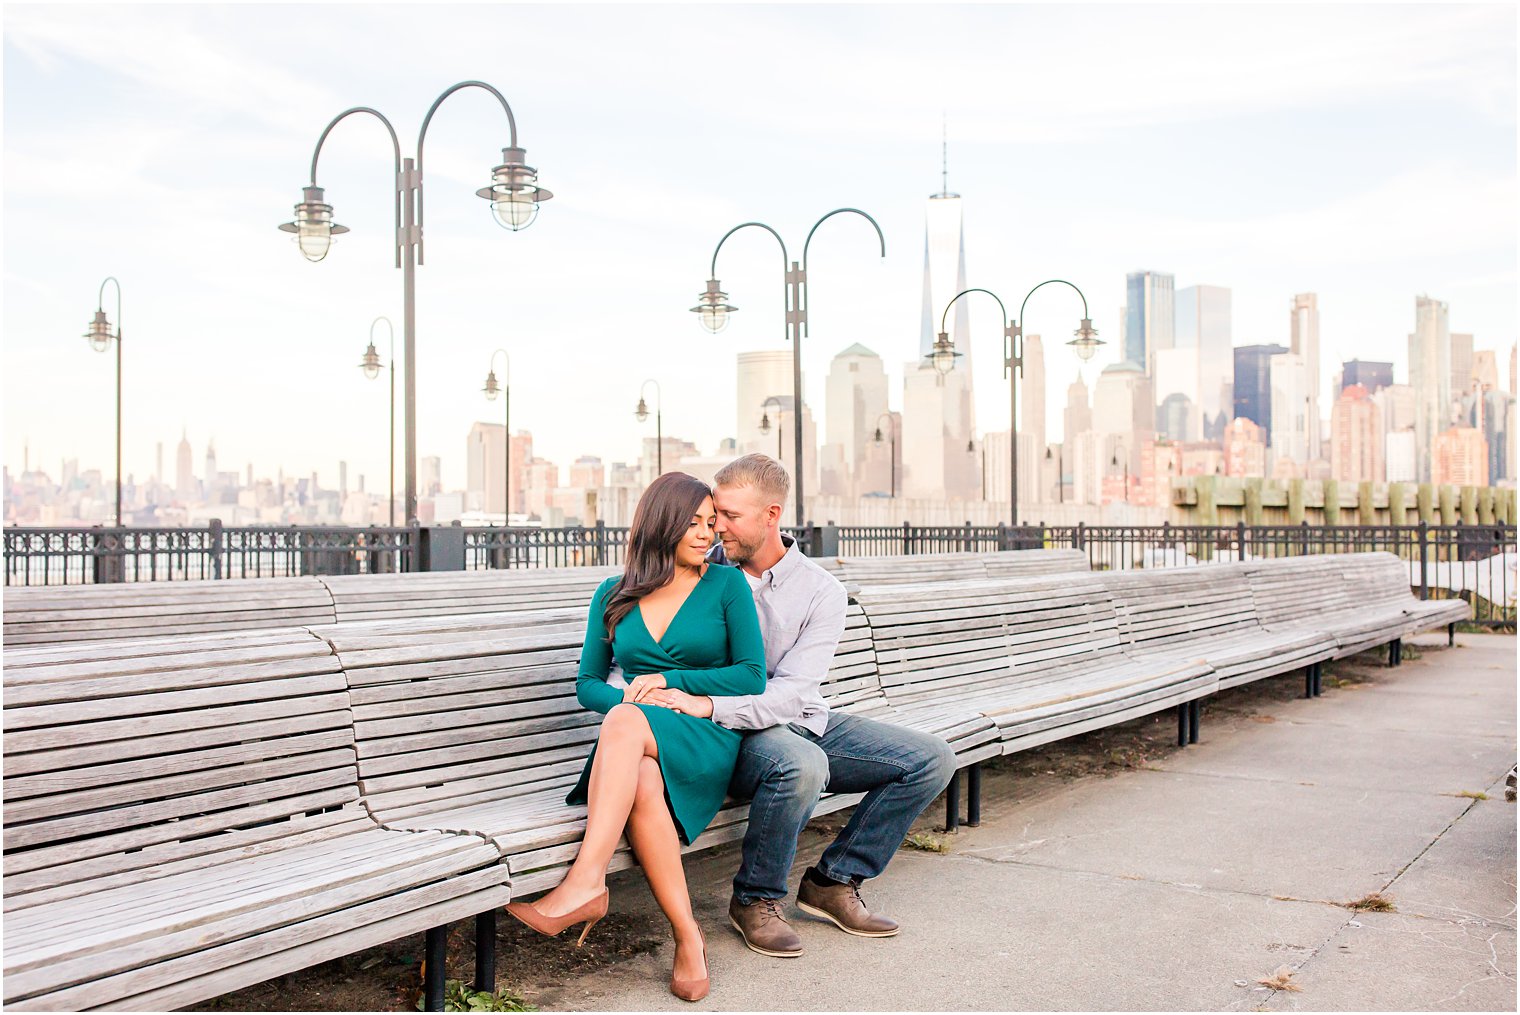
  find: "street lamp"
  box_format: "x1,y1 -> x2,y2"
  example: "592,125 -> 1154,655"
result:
83,277 -> 123,527
757,395 -> 786,462
694,209 -> 886,526
280,80 -> 550,526
359,316 -> 397,526
935,280 -> 1097,526
635,379 -> 662,478
872,412 -> 898,499
1111,442 -> 1130,503
483,349 -> 511,524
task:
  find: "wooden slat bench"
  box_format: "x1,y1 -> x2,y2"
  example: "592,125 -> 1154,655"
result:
320,568 -> 618,623
1,630 -> 509,1012
856,573 -> 1218,758
819,547 -> 1089,586
1097,565 -> 1339,704
1333,551 -> 1469,655
1,576 -> 337,647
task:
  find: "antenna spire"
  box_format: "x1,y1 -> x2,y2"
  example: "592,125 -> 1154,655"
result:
941,113 -> 948,193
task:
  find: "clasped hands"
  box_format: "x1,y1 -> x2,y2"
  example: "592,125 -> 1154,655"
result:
621,673 -> 714,718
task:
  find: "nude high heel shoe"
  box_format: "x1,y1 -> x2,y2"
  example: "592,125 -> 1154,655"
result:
504,888 -> 610,947
670,927 -> 710,1002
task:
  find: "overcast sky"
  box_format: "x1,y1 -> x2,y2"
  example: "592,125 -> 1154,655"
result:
5,3 -> 1515,493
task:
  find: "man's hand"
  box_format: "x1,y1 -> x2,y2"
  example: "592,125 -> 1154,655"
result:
622,672 -> 667,703
645,689 -> 714,718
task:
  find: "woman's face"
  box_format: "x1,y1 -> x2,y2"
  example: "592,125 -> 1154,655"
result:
674,495 -> 717,569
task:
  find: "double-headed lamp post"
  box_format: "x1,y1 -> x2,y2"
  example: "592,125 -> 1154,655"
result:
483,350 -> 511,523
280,80 -> 550,527
635,379 -> 662,478
83,277 -> 124,527
359,316 -> 396,526
757,396 -> 786,461
872,412 -> 898,499
931,280 -> 1101,526
692,209 -> 885,527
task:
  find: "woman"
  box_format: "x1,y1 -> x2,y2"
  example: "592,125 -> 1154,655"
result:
505,472 -> 766,1002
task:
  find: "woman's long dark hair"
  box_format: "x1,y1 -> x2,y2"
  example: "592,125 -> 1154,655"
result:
603,472 -> 712,640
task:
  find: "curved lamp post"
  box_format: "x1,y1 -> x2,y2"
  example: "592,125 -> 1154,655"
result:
757,395 -> 786,462
933,280 -> 1099,525
359,316 -> 397,526
483,349 -> 511,523
872,411 -> 898,499
84,277 -> 123,527
280,80 -> 550,526
635,379 -> 662,478
693,209 -> 885,526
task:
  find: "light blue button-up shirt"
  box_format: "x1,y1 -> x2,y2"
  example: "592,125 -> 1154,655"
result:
705,535 -> 847,736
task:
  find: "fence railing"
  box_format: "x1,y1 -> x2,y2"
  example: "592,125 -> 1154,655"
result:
5,519 -> 1511,626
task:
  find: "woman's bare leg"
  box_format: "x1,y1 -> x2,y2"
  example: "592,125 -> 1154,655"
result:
625,756 -> 706,981
534,703 -> 657,918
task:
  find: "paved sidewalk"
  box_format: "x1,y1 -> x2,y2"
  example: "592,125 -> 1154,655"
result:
520,633 -> 1517,1012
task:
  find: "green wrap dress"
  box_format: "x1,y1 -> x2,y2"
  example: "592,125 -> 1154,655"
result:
566,564 -> 766,845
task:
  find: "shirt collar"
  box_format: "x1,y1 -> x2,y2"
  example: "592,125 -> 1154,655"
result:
761,534 -> 805,589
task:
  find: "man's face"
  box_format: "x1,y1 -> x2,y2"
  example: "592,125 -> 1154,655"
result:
713,482 -> 773,564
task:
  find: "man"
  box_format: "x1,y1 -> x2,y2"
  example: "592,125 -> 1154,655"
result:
651,453 -> 955,957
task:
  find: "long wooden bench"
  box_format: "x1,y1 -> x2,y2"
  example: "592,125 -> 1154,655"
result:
819,547 -> 1088,585
0,577 -> 337,646
320,568 -> 618,623
1335,552 -> 1469,654
1,630 -> 509,1012
856,573 -> 1217,757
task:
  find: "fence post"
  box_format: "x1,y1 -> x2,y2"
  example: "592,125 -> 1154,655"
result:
1235,520 -> 1246,562
418,525 -> 467,572
996,521 -> 1007,552
902,520 -> 911,555
209,518 -> 224,580
90,524 -> 125,584
963,520 -> 973,553
1417,520 -> 1429,601
1075,521 -> 1086,552
594,521 -> 606,566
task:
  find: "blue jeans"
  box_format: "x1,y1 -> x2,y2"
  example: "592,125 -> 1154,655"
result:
728,712 -> 957,903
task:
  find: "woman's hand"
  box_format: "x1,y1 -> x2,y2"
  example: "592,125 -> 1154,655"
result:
644,688 -> 714,718
622,672 -> 667,703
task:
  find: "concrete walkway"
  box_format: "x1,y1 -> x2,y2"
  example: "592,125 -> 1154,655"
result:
519,633 -> 1516,1012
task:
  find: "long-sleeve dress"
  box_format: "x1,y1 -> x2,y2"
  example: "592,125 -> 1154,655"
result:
566,564 -> 767,844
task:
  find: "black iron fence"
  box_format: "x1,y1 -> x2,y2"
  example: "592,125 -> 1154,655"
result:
5,519 -> 1511,627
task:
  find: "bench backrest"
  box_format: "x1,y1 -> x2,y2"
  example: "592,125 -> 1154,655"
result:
821,548 -> 1090,587
320,568 -> 618,623
857,573 -> 1126,710
983,548 -> 1092,578
1331,551 -> 1416,611
1098,563 -> 1258,652
2,630 -> 364,908
1241,554 -> 1348,626
1,576 -> 337,646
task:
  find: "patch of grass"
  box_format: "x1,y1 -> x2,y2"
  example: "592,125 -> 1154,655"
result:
1446,790 -> 1490,800
418,980 -> 535,1012
1401,646 -> 1424,661
1256,964 -> 1303,992
902,832 -> 947,853
1341,891 -> 1396,912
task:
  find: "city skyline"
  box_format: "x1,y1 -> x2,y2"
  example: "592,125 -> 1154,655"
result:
4,4 -> 1515,495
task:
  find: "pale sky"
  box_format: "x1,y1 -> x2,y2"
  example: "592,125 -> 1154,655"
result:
5,3 -> 1515,494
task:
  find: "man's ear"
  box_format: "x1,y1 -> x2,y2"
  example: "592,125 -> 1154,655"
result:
767,501 -> 784,527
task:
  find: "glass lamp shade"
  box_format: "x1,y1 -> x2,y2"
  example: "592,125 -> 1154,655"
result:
359,343 -> 382,380
929,332 -> 962,376
84,311 -> 114,353
634,397 -> 649,422
483,370 -> 501,400
1068,318 -> 1103,362
967,439 -> 976,454
279,186 -> 348,263
873,427 -> 884,444
758,412 -> 772,435
690,279 -> 737,333
476,148 -> 552,232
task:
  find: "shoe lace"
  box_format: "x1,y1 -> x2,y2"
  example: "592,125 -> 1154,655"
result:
756,898 -> 786,925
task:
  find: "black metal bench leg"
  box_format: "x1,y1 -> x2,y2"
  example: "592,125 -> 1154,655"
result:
945,769 -> 961,832
1305,666 -> 1314,699
966,763 -> 982,827
474,909 -> 496,994
1177,703 -> 1188,747
1312,661 -> 1323,697
1188,698 -> 1200,744
1448,622 -> 1455,646
424,924 -> 448,1011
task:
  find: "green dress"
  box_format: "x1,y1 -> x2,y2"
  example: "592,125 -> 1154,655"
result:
566,564 -> 766,844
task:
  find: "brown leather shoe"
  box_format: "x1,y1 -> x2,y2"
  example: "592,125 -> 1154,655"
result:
795,870 -> 900,937
728,894 -> 803,957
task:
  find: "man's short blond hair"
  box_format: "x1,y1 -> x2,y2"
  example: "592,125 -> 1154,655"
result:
714,453 -> 790,505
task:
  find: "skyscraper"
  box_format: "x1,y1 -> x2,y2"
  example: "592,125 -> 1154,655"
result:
1064,374 -> 1092,445
1175,284 -> 1233,438
175,426 -> 194,502
1268,350 -> 1310,467
466,421 -> 509,517
1330,384 -> 1383,483
736,350 -> 795,453
1123,270 -> 1175,372
1233,344 -> 1288,442
822,343 -> 888,498
1408,295 -> 1452,481
1450,333 -> 1474,404
1433,428 -> 1487,486
1290,294 -> 1321,459
1472,349 -> 1499,391
1020,334 -> 1046,461
1342,359 -> 1393,394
